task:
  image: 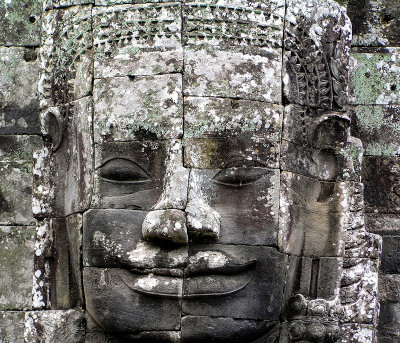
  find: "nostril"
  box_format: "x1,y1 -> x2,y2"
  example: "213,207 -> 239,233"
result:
142,209 -> 188,245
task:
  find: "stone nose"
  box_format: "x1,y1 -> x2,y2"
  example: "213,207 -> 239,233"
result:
142,140 -> 189,245
141,141 -> 220,245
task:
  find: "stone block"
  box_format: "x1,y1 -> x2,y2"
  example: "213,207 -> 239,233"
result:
0,311 -> 25,343
379,274 -> 400,303
44,0 -> 94,9
93,75 -> 183,142
93,3 -> 182,78
182,244 -> 287,321
350,105 -> 400,156
92,141 -> 166,210
183,96 -> 282,169
0,47 -> 40,135
378,302 -> 400,337
38,97 -> 94,217
347,0 -> 400,47
283,105 -> 350,148
83,267 -> 181,332
187,168 -> 280,246
66,214 -> 83,307
40,6 -> 92,107
181,316 -> 279,343
85,330 -> 181,343
366,213 -> 400,235
184,45 -> 282,103
82,209 -> 188,268
0,226 -> 35,310
381,236 -> 400,273
0,0 -> 42,46
182,0 -> 284,48
338,323 -> 375,343
363,156 -> 400,214
284,0 -> 351,110
279,172 -> 346,257
0,135 -> 41,225
280,140 -> 344,181
349,49 -> 400,105
340,257 -> 379,323
24,310 -> 85,343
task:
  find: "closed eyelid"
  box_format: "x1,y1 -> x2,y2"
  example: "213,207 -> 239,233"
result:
212,167 -> 269,187
99,158 -> 150,183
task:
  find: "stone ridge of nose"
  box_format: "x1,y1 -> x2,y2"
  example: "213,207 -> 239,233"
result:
154,140 -> 189,210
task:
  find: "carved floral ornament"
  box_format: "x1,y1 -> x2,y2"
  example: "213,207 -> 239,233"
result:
31,0 -> 382,342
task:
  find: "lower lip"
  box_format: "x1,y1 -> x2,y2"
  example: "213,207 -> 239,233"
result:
118,270 -> 252,299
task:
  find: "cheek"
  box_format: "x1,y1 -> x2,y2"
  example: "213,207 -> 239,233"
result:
199,171 -> 280,246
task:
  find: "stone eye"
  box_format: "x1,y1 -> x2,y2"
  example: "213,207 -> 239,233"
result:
100,158 -> 150,183
213,167 -> 267,187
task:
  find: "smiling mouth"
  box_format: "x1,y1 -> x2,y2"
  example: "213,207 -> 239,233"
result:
118,251 -> 257,299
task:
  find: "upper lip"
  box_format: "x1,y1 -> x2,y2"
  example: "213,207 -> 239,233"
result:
118,250 -> 257,299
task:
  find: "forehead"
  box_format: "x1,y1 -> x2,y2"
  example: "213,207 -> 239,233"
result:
93,0 -> 285,166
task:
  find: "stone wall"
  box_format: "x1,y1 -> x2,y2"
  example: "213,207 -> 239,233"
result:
347,1 -> 400,342
0,0 -> 398,342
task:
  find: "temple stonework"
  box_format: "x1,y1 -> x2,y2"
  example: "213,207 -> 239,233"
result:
0,0 -> 399,342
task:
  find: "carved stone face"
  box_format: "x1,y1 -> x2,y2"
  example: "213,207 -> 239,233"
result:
39,0 -> 356,342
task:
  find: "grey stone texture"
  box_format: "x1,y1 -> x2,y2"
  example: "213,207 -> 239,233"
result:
0,47 -> 40,135
2,0 -> 400,341
0,226 -> 35,310
0,0 -> 42,47
0,135 -> 41,225
347,0 -> 400,47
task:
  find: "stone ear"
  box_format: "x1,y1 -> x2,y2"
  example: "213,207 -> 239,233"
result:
41,107 -> 65,152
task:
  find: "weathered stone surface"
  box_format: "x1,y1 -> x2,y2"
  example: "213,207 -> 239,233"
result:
84,267 -> 181,333
37,97 -> 94,217
0,226 -> 35,310
93,3 -> 182,78
280,319 -> 341,343
0,135 -> 41,225
363,156 -> 400,214
349,49 -> 400,105
379,274 -> 400,303
94,75 -> 183,142
0,0 -> 42,46
184,46 -> 282,103
39,6 -> 92,107
350,105 -> 400,156
85,330 -> 181,343
0,311 -> 25,343
182,0 -> 284,48
183,96 -> 282,169
284,0 -> 351,110
184,96 -> 283,139
92,141 -> 167,210
181,316 -> 279,343
44,0 -> 94,9
83,209 -> 188,268
0,47 -> 40,135
182,245 -> 287,321
66,214 -> 83,307
347,0 -> 400,47
187,168 -> 279,246
24,309 -> 85,343
339,258 -> 380,323
366,213 -> 400,235
280,140 -> 343,181
279,172 -> 346,257
381,236 -> 400,273
338,323 -> 375,343
378,302 -> 400,338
